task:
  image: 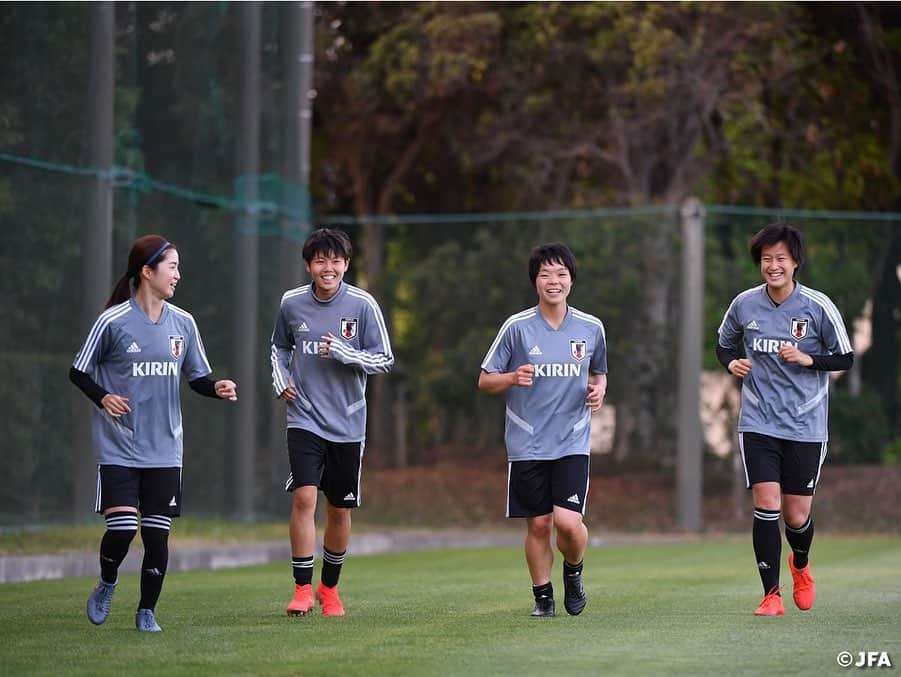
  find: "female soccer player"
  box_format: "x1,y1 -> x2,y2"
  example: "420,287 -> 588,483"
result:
717,223 -> 853,616
70,234 -> 237,632
271,228 -> 393,617
478,243 -> 607,617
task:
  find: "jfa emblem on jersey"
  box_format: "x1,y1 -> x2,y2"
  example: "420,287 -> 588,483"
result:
340,318 -> 358,340
790,318 -> 809,339
169,335 -> 185,359
570,340 -> 587,361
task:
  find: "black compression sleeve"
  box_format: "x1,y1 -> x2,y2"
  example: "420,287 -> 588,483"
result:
68,366 -> 108,408
189,375 -> 219,398
807,352 -> 854,372
716,344 -> 741,372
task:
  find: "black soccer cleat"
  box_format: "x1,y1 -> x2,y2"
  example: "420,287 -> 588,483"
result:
530,596 -> 555,617
563,571 -> 587,616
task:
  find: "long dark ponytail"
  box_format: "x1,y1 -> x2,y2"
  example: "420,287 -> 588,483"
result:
105,235 -> 174,308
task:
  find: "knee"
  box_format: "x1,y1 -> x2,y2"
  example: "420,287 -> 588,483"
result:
528,516 -> 553,540
783,508 -> 810,529
327,505 -> 352,529
554,513 -> 584,541
291,488 -> 317,515
751,485 -> 781,511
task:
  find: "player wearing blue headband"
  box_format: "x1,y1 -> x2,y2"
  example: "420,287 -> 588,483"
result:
70,234 -> 237,632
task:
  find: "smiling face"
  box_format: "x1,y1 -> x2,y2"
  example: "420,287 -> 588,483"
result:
305,250 -> 349,300
143,248 -> 180,300
535,259 -> 572,309
759,241 -> 797,296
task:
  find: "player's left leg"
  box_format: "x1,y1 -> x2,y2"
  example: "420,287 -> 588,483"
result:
781,440 -> 824,611
317,439 -> 363,616
551,455 -> 589,616
136,515 -> 169,632
134,467 -> 181,632
318,501 -> 351,616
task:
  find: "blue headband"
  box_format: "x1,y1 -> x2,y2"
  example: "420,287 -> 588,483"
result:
145,241 -> 172,266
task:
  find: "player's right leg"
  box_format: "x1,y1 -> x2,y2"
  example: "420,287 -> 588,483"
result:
509,460 -> 556,617
284,429 -> 325,616
741,433 -> 786,616
525,515 -> 555,617
88,466 -> 139,625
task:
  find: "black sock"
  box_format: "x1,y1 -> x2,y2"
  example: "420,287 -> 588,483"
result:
99,512 -> 138,584
321,547 -> 346,588
785,516 -> 814,569
753,507 -> 782,595
292,555 -> 313,586
532,582 -> 553,600
563,559 -> 583,579
138,515 -> 171,612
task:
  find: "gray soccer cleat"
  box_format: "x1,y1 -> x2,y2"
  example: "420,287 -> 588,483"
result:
563,570 -> 587,616
135,608 -> 162,632
530,596 -> 555,617
86,579 -> 116,625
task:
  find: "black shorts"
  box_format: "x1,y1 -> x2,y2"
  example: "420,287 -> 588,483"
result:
507,454 -> 590,518
95,465 -> 183,516
285,428 -> 364,508
739,432 -> 827,496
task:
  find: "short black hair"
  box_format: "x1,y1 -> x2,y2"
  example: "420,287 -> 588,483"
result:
749,223 -> 806,271
302,228 -> 353,262
528,243 -> 577,286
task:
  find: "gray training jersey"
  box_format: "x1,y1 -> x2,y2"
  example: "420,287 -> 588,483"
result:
271,281 -> 394,442
481,305 -> 607,462
718,282 -> 853,442
73,298 -> 212,467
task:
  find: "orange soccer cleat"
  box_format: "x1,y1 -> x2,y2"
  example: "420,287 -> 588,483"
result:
788,553 -> 816,611
286,584 -> 315,616
316,582 -> 345,617
754,586 -> 785,617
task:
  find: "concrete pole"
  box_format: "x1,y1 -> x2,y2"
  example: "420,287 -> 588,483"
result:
233,1 -> 262,521
265,1 -> 314,515
74,2 -> 115,520
677,198 -> 705,532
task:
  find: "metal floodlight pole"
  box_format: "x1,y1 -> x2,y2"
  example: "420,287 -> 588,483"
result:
75,2 -> 115,520
677,197 -> 705,532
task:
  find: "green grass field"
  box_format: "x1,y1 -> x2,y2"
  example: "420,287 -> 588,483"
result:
1,536 -> 899,676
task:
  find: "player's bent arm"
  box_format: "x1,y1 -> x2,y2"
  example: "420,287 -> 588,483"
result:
188,376 -> 238,401
807,352 -> 854,371
69,366 -> 109,408
715,344 -> 740,371
478,369 -> 516,394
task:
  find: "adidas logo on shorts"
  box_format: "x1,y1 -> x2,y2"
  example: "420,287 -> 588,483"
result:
343,492 -> 356,501
567,494 -> 580,504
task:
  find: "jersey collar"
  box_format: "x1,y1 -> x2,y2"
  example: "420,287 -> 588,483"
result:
535,304 -> 572,332
130,297 -> 169,325
311,280 -> 347,304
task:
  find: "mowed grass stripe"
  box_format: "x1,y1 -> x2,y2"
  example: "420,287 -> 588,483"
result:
1,536 -> 899,676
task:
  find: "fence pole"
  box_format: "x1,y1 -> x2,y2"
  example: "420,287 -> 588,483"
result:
677,197 -> 705,532
74,2 -> 115,521
233,1 -> 262,521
